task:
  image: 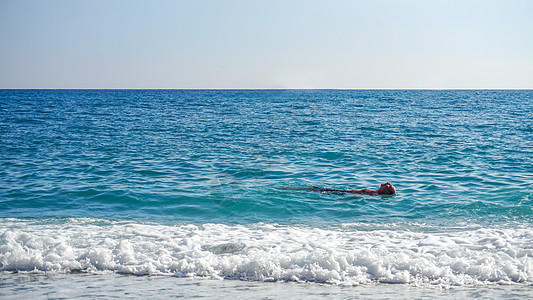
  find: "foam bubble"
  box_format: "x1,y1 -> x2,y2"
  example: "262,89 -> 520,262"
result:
0,219 -> 532,287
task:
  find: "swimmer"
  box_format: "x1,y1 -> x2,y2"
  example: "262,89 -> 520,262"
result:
282,182 -> 396,196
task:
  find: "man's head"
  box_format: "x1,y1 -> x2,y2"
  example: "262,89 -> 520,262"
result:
377,182 -> 396,195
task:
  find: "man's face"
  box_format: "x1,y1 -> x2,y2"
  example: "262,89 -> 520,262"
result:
379,182 -> 396,194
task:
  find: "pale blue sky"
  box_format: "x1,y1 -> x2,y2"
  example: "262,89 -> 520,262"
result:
1,0 -> 532,89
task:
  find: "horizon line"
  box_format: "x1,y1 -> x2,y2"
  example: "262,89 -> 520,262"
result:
1,88 -> 532,91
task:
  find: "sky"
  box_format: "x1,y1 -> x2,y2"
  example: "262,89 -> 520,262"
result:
0,0 -> 532,89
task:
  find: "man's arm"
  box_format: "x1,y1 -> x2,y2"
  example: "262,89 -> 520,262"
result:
282,186 -> 379,195
282,186 -> 349,194
345,189 -> 377,195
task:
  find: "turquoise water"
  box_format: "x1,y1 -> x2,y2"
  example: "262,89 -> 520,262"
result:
2,89 -> 532,224
1,90 -> 532,293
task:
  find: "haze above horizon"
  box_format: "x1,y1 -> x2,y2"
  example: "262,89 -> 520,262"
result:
1,0 -> 532,89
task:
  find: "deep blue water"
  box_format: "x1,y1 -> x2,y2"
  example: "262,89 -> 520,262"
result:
1,90 -> 532,287
1,89 -> 532,225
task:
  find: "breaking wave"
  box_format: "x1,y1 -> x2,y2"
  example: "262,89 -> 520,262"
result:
1,218 -> 532,288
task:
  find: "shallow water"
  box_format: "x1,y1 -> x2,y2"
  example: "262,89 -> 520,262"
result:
1,274 -> 532,300
1,89 -> 532,296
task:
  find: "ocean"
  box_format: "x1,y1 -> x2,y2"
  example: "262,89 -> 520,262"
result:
1,89 -> 532,298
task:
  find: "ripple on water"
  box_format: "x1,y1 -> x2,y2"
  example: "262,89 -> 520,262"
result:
0,90 -> 532,225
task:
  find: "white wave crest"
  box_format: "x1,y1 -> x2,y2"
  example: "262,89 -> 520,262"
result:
1,219 -> 532,287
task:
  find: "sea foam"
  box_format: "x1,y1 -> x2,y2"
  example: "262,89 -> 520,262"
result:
1,218 -> 532,287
